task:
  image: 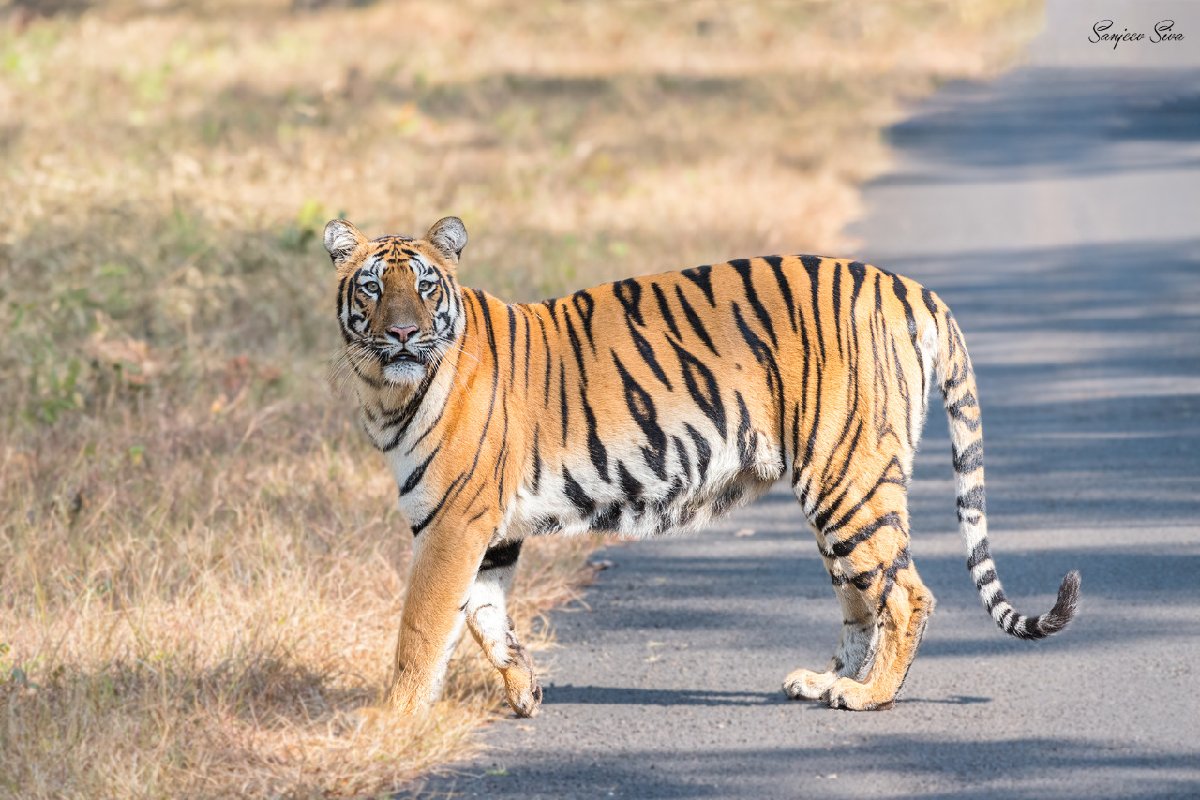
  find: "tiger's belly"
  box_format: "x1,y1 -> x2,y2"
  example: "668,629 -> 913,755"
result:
507,424 -> 784,541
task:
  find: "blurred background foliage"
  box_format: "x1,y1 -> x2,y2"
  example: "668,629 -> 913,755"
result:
0,2 -> 1042,797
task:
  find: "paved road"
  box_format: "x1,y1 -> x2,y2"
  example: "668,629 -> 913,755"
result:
414,6 -> 1200,798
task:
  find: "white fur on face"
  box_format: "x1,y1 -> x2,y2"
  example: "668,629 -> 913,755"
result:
382,360 -> 428,385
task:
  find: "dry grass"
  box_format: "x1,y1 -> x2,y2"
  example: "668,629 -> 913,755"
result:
1,1 -> 1041,797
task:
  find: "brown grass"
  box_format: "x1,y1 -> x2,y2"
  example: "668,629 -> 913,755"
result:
1,1 -> 1041,797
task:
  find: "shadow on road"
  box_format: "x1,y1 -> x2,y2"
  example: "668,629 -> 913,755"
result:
540,685 -> 781,707
416,735 -> 1198,799
539,685 -> 993,708
881,67 -> 1200,183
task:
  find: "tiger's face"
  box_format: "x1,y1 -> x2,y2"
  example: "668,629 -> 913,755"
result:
326,217 -> 468,387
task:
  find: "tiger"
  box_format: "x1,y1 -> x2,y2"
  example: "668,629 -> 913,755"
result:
325,215 -> 1080,716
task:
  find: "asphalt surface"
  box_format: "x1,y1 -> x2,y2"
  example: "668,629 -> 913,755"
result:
413,6 -> 1200,798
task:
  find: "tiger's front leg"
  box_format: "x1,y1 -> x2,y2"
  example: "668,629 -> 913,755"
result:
465,539 -> 542,718
385,516 -> 493,715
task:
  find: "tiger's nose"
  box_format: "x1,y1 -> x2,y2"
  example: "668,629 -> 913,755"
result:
387,324 -> 419,344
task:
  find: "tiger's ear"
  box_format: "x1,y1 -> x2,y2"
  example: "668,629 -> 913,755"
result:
425,216 -> 467,263
323,219 -> 367,267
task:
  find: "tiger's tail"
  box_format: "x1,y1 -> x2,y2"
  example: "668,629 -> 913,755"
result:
930,298 -> 1080,640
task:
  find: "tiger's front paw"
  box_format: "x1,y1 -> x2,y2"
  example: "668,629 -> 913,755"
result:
504,674 -> 543,718
386,694 -> 433,717
821,677 -> 895,711
500,633 -> 542,718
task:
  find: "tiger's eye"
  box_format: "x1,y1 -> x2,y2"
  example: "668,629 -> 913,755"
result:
419,279 -> 437,294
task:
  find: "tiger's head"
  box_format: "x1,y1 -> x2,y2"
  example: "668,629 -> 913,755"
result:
325,216 -> 467,387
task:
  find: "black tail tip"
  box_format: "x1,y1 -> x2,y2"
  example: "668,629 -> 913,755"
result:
1039,570 -> 1081,637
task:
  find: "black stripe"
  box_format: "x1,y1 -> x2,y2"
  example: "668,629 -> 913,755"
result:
812,420 -> 864,531
536,313 -> 553,405
562,466 -> 596,517
847,261 -> 867,303
336,274 -> 351,341
559,362 -> 570,447
734,391 -> 755,469
571,290 -> 597,355
891,273 -> 918,341
627,320 -> 673,390
947,391 -> 981,431
831,260 -> 843,359
614,278 -> 645,326
591,503 -> 623,532
612,351 -> 669,481
827,511 -> 903,558
764,255 -> 798,333
617,461 -> 645,510
580,384 -> 610,482
563,310 -> 589,386
666,337 -> 727,437
506,304 -> 518,386
674,284 -> 719,355
731,301 -> 786,455
730,258 -> 777,348
681,264 -> 716,305
405,395 -> 448,455
890,273 -> 923,391
400,444 -> 441,496
921,287 -> 939,319
790,402 -> 801,469
942,361 -> 969,395
952,441 -> 984,474
480,539 -> 523,571
411,473 -> 465,537
802,370 -> 823,469
985,586 -> 1009,614
531,425 -> 542,494
956,485 -> 987,523
966,540 -> 991,570
683,423 -> 711,483
673,435 -> 692,481
888,333 -> 914,447
376,369 -> 437,451
651,282 -> 683,340
974,568 -> 998,590
493,406 -> 510,483
799,255 -> 827,363
521,307 -> 532,389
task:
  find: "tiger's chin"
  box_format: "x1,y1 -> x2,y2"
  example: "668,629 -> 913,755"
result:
382,359 -> 428,385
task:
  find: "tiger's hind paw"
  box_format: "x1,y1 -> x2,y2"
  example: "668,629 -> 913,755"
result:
783,668 -> 837,701
821,677 -> 896,711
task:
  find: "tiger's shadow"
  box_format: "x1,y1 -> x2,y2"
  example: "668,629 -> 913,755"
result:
539,684 -> 990,707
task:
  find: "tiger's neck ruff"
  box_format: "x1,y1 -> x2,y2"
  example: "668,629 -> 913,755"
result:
326,217 -> 1080,719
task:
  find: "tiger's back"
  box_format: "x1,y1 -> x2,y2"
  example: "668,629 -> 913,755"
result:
494,257 -> 930,547
326,217 -> 1079,717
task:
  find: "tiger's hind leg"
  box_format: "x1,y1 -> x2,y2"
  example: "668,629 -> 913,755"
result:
464,539 -> 542,718
823,561 -> 935,711
785,469 -> 935,710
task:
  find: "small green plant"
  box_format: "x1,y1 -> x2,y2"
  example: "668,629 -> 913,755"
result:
27,352 -> 84,424
278,199 -> 328,252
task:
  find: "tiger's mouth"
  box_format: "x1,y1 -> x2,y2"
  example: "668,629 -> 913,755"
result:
384,349 -> 426,365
